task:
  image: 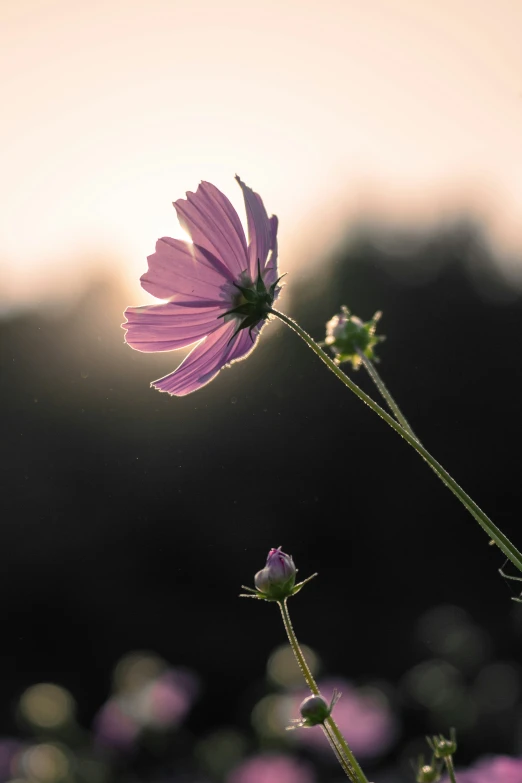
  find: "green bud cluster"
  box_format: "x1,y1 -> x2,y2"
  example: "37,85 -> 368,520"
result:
411,755 -> 442,783
426,729 -> 457,759
411,729 -> 457,783
325,306 -> 384,368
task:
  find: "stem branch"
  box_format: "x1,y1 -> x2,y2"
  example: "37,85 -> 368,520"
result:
356,348 -> 418,442
270,308 -> 522,573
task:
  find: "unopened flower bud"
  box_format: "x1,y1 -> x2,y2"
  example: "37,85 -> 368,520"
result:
325,306 -> 384,368
299,695 -> 330,726
411,756 -> 442,783
240,547 -> 317,603
426,729 -> 457,759
288,690 -> 341,730
254,547 -> 296,600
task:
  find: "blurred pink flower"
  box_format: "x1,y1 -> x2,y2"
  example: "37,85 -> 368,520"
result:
93,698 -> 140,752
123,177 -> 280,396
289,679 -> 397,759
228,753 -> 315,783
137,669 -> 198,729
0,739 -> 25,782
93,667 -> 198,751
440,756 -> 522,783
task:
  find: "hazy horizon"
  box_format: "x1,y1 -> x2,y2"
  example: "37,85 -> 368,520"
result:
2,0 -> 522,310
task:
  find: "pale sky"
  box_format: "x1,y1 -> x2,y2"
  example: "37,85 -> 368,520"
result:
1,0 -> 522,310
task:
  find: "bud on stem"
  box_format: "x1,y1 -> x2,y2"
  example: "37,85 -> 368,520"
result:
240,547 -> 317,602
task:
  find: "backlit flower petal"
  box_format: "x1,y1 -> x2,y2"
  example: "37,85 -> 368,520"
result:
263,215 -> 279,287
152,320 -> 259,396
174,182 -> 249,277
227,322 -> 262,364
123,178 -> 279,395
235,176 -> 274,279
123,302 -> 223,352
141,238 -> 234,301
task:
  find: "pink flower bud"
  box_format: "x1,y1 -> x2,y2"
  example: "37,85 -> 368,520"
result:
254,547 -> 296,599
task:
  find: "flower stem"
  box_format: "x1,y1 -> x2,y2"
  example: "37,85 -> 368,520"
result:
270,308 -> 522,573
321,724 -> 357,783
356,348 -> 418,442
444,756 -> 458,783
277,599 -> 369,783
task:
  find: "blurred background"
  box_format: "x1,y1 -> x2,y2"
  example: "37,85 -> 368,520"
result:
2,1 -> 522,781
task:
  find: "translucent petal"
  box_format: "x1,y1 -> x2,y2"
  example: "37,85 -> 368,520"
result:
152,320 -> 261,396
235,176 -> 275,279
173,182 -> 249,277
141,238 -> 234,301
123,302 -> 223,352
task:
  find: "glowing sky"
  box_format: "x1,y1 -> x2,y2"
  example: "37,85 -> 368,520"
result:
2,0 -> 522,309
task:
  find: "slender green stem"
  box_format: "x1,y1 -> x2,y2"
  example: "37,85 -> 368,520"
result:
277,599 -> 319,695
278,599 -> 369,783
321,724 -> 357,782
356,348 -> 418,442
270,308 -> 522,573
445,756 -> 458,783
277,604 -> 356,781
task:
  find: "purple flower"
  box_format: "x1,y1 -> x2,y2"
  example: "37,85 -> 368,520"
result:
123,177 -> 280,396
254,547 -> 297,599
136,669 -> 199,729
440,756 -> 522,783
93,698 -> 140,752
227,753 -> 316,783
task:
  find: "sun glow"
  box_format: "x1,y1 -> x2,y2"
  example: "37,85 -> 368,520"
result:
2,0 -> 522,311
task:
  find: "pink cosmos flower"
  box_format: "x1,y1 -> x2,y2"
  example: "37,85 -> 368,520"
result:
123,177 -> 280,396
440,756 -> 522,783
227,753 -> 315,783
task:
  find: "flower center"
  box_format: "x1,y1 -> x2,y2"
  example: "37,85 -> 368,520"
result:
219,262 -> 283,342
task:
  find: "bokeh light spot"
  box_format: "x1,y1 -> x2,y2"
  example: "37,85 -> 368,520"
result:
21,744 -> 69,783
196,729 -> 248,778
416,604 -> 490,669
113,651 -> 164,693
267,644 -> 320,688
251,694 -> 287,739
19,684 -> 75,730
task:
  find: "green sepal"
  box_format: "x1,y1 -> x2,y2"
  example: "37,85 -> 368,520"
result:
269,273 -> 286,297
239,573 -> 318,602
220,262 -> 281,345
233,283 -> 259,303
227,314 -> 265,345
219,303 -> 256,318
255,259 -> 266,293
